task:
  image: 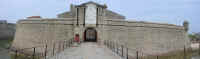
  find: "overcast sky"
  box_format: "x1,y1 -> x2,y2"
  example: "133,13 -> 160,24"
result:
0,0 -> 199,33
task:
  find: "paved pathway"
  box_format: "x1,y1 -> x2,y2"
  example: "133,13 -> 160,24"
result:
48,42 -> 122,59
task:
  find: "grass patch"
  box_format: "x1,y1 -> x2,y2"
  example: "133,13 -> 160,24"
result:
0,37 -> 14,49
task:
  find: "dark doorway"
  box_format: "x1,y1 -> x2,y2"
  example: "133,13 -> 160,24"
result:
84,28 -> 97,42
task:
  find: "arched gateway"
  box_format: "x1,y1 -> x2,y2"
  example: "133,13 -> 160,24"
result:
84,28 -> 97,42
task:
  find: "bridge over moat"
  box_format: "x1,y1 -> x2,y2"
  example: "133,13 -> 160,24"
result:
10,38 -> 200,59
48,42 -> 122,59
11,39 -> 134,59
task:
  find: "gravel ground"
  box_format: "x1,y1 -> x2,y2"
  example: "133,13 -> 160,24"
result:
48,42 -> 122,59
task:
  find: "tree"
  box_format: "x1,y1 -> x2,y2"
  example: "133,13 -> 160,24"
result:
188,34 -> 196,41
188,32 -> 200,41
195,33 -> 200,40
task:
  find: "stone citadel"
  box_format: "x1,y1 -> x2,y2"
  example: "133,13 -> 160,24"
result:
12,1 -> 190,54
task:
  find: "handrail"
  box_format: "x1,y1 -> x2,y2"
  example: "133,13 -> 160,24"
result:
103,39 -> 199,59
20,45 -> 44,51
104,39 -> 163,59
11,38 -> 75,59
104,40 -> 159,59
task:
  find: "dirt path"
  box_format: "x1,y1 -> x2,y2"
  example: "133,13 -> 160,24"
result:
48,42 -> 122,59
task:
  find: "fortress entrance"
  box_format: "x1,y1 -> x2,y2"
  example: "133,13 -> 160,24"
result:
84,28 -> 97,42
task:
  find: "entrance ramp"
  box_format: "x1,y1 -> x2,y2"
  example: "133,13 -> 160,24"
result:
48,42 -> 122,59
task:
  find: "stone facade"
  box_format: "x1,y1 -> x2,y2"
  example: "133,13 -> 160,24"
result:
12,1 -> 190,55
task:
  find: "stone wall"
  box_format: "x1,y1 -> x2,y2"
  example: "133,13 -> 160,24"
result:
12,18 -> 74,50
11,1 -> 190,56
103,19 -> 190,55
11,18 -> 190,56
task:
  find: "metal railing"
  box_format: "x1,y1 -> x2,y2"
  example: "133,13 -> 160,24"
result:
104,40 -> 129,58
104,40 -> 200,59
10,38 -> 75,59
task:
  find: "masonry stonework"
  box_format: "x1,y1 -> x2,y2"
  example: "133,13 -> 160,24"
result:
12,1 -> 190,55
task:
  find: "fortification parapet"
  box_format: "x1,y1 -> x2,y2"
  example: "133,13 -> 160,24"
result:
104,19 -> 126,26
103,19 -> 184,30
18,18 -> 76,25
127,20 -> 185,30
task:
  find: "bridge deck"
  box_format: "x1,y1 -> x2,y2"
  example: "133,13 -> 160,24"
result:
48,42 -> 122,59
